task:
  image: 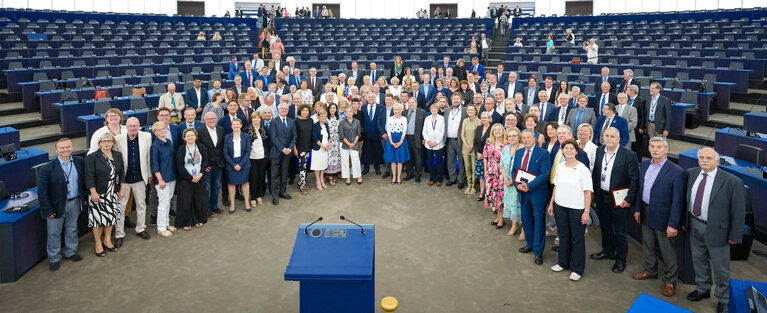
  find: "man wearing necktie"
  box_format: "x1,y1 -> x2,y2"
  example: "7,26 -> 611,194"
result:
684,148 -> 746,313
627,85 -> 647,152
180,107 -> 203,129
268,103 -> 297,205
469,57 -> 486,81
158,83 -> 185,124
536,91 -> 553,131
640,82 -> 671,139
594,67 -> 615,95
619,69 -> 640,94
597,82 -> 617,116
512,130 -> 552,265
593,103 -> 629,147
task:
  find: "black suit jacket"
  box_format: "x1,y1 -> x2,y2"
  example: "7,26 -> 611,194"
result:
268,116 -> 297,158
404,108 -> 427,149
175,143 -> 208,181
37,156 -> 86,218
592,146 -> 639,207
629,96 -> 647,132
196,125 -> 225,168
306,76 -> 323,101
595,93 -> 618,115
594,77 -> 618,95
183,87 -> 209,110
84,150 -> 125,196
616,79 -> 641,94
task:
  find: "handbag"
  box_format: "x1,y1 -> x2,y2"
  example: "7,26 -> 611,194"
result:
93,87 -> 108,100
132,87 -> 147,96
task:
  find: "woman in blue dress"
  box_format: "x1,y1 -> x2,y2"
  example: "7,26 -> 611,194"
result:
383,103 -> 410,185
223,118 -> 252,213
500,127 -> 524,240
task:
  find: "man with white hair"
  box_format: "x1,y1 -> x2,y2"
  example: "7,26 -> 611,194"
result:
503,71 -> 522,100
158,83 -> 185,123
569,86 -> 582,107
583,37 -> 599,64
551,93 -> 571,126
617,69 -> 640,94
615,92 -> 639,148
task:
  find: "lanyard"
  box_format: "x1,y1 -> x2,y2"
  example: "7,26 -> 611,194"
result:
603,149 -> 617,172
431,118 -> 438,130
62,160 -> 73,185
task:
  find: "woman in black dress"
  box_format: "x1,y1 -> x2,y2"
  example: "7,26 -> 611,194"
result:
175,128 -> 208,230
84,133 -> 125,257
247,111 -> 270,207
294,104 -> 314,195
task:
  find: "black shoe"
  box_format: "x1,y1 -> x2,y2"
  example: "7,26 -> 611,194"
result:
124,216 -> 136,228
403,175 -> 412,181
272,198 -> 279,205
169,209 -> 176,217
415,178 -> 421,183
534,255 -> 543,265
102,244 -> 117,252
65,254 -> 82,262
717,302 -> 727,313
495,224 -> 505,229
551,245 -> 560,252
150,215 -> 157,225
136,231 -> 151,240
212,207 -> 224,214
457,182 -> 466,189
519,246 -> 533,253
382,172 -> 390,178
49,261 -> 60,271
686,290 -> 711,302
445,181 -> 455,186
612,261 -> 626,273
361,169 -> 369,175
222,198 -> 231,206
375,169 -> 381,175
590,251 -> 614,260
280,193 -> 292,200
114,238 -> 123,248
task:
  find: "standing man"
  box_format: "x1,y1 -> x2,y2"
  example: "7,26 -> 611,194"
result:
615,92 -> 638,148
583,38 -> 599,64
180,107 -> 204,130
361,93 -> 386,175
627,85 -> 647,154
639,82 -> 672,138
197,112 -> 225,216
37,138 -> 85,271
444,94 -> 467,189
268,103 -> 297,205
513,130 -> 552,265
158,83 -> 185,123
617,69 -> 640,94
593,103 -> 630,147
685,148 -> 746,313
596,81 -> 618,116
589,127 -> 639,273
632,137 -> 686,297
114,117 -> 153,246
468,57 -> 486,81
183,78 -> 208,115
240,62 -> 257,88
403,98 -> 426,182
227,56 -> 239,80
523,77 -> 541,108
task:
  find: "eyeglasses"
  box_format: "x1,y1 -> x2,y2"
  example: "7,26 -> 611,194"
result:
100,140 -> 114,144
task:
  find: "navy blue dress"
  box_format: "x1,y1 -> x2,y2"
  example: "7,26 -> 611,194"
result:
224,132 -> 251,185
383,116 -> 411,163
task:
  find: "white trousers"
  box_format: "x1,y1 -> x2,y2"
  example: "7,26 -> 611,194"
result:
340,149 -> 361,178
116,181 -> 148,238
155,181 -> 176,232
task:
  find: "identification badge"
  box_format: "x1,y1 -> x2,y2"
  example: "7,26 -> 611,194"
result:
601,173 -> 606,182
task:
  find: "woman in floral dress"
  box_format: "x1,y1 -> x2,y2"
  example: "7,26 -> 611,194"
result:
484,123 -> 507,229
500,127 -> 524,239
325,103 -> 342,185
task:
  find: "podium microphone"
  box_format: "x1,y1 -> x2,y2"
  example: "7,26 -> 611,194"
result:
304,216 -> 323,234
339,216 -> 365,235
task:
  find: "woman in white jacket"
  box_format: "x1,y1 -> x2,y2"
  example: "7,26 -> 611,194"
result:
422,103 -> 446,186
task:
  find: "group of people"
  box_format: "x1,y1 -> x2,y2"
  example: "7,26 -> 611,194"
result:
38,54 -> 746,313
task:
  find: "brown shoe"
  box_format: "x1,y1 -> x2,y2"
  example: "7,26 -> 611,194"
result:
428,181 -> 434,186
435,182 -> 442,187
632,271 -> 658,280
662,283 -> 675,297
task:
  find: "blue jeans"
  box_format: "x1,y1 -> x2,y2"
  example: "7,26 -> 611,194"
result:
46,197 -> 81,263
426,149 -> 444,183
205,166 -> 223,211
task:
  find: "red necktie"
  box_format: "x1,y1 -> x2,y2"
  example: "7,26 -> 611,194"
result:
248,73 -> 252,86
624,81 -> 628,93
521,149 -> 531,171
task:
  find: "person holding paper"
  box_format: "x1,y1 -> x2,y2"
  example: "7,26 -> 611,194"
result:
632,136 -> 686,298
547,139 -> 592,281
589,127 -> 639,274
512,130 -> 552,265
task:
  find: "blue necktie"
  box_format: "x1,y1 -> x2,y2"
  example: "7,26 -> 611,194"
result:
283,118 -> 287,129
368,105 -> 373,119
628,98 -> 634,106
600,94 -> 607,113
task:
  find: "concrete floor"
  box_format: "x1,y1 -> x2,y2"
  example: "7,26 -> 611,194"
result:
0,176 -> 766,313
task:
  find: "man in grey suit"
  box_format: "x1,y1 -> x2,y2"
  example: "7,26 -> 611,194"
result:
444,93 -> 467,189
523,77 -> 541,108
345,61 -> 365,88
639,82 -> 672,138
403,98 -> 427,182
684,148 -> 746,313
566,95 -> 597,129
615,92 -> 638,148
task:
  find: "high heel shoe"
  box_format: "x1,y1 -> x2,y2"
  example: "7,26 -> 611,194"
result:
95,247 -> 106,257
490,221 -> 498,225
476,195 -> 485,201
495,224 -> 505,229
102,243 -> 117,252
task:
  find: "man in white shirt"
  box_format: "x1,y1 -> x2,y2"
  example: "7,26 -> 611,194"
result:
480,33 -> 492,64
597,82 -> 617,116
543,77 -> 556,104
251,53 -> 264,72
444,93 -> 467,189
487,74 -> 499,92
207,79 -> 224,102
583,37 -> 599,64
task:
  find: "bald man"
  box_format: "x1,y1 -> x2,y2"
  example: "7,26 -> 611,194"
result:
158,83 -> 185,123
114,117 -> 154,244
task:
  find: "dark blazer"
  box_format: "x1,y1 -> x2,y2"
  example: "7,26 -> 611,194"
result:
467,63 -> 485,80
306,76 -> 323,100
175,143 -> 208,181
404,107 -> 427,149
503,81 -> 524,100
548,141 -> 590,168
389,66 -> 405,82
239,70 -> 258,88
196,125 -> 225,168
84,150 -> 125,196
311,121 -> 330,150
417,84 -> 436,109
287,75 -> 303,88
37,156 -> 86,218
629,96 -> 647,131
238,106 -> 255,128
685,168 -> 747,246
453,65 -> 467,82
594,76 -> 618,95
443,107 -> 467,140
522,86 -> 542,106
474,124 -> 491,155
268,115 -> 297,158
178,120 -> 204,130
345,69 -> 366,87
150,123 -> 182,151
595,92 -> 618,115
368,69 -> 384,82
256,75 -> 274,91
645,94 -> 672,134
217,113 -> 249,134
534,101 -> 556,124
593,115 -> 630,147
592,146 -> 639,206
550,105 -> 572,124
511,146 -> 552,206
543,87 -> 559,104
635,159 -> 686,231
183,87 -> 209,110
616,78 -> 641,94
223,132 -> 251,168
361,103 -> 386,139
497,72 -> 509,87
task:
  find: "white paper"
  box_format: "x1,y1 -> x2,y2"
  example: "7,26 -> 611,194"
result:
514,169 -> 537,184
612,188 -> 629,207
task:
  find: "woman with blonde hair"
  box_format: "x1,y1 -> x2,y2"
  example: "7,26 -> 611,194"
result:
196,31 -> 206,40
150,122 -> 176,237
89,108 -> 125,154
211,31 -> 222,41
85,132 -> 125,255
259,28 -> 270,58
390,56 -> 404,81
484,123 -> 507,229
500,127 -> 523,238
576,123 -> 598,170
460,105 -> 480,194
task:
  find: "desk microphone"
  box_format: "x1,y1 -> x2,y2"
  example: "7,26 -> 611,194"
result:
304,216 -> 323,234
699,121 -> 720,149
339,216 -> 364,235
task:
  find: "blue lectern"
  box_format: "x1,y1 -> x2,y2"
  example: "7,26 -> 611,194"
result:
285,223 -> 375,313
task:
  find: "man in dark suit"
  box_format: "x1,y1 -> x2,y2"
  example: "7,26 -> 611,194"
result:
227,56 -> 239,80
231,75 -> 246,99
179,107 -> 204,130
685,148 -> 747,313
627,85 -> 647,153
403,98 -> 427,182
305,67 -> 323,102
235,6 -> 243,17
37,138 -> 85,271
534,90 -> 556,130
257,67 -> 274,92
287,68 -> 303,88
432,56 -> 452,74
593,103 -> 630,147
594,67 -> 617,95
523,77 -> 541,108
589,127 -> 639,273
217,100 -> 249,135
183,78 -> 208,115
268,103 -> 297,205
632,136 -> 686,297
639,82 -> 672,138
542,77 -> 559,104
345,61 -> 365,87
503,71 -> 523,102
416,76 -> 436,109
513,130 -> 552,265
237,94 -> 254,129
550,93 -> 573,126
368,62 -> 384,83
596,81 -> 618,116
496,64 -> 509,87
239,62 -> 257,88
198,112 -> 226,215
154,107 -> 182,149
444,94 -> 467,189
616,69 -> 641,94
361,92 -> 386,175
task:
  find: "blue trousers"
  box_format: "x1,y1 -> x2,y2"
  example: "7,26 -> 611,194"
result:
425,149 -> 444,183
520,193 -> 546,256
204,166 -> 223,212
46,197 -> 81,263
